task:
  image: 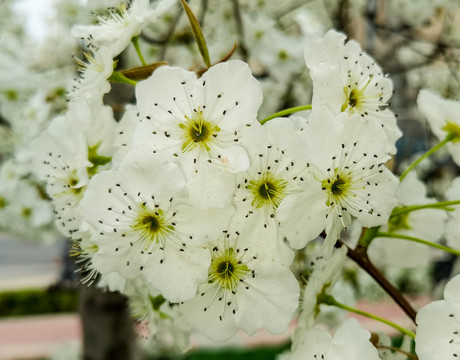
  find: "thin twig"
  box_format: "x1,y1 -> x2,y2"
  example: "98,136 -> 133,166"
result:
231,0 -> 248,62
376,345 -> 419,360
198,0 -> 209,27
160,5 -> 185,60
337,240 -> 417,323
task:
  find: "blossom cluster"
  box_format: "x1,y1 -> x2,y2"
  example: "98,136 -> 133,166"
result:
1,0 -> 460,359
31,9 -> 406,339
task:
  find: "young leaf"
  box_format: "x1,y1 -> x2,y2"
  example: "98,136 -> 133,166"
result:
120,62 -> 167,80
179,0 -> 211,68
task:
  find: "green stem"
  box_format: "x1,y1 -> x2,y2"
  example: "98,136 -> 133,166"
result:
400,134 -> 453,181
131,36 -> 147,66
319,293 -> 416,339
377,232 -> 460,257
391,200 -> 460,217
259,105 -> 312,125
109,71 -> 138,86
357,226 -> 380,248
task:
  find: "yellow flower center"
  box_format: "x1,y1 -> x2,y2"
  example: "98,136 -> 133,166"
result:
322,170 -> 352,206
55,170 -> 85,198
179,109 -> 220,153
0,196 -> 7,209
131,206 -> 174,245
21,207 -> 32,219
442,121 -> 460,142
247,171 -> 287,210
209,248 -> 250,291
341,75 -> 377,114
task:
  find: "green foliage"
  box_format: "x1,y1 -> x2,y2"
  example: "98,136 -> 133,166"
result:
149,343 -> 291,360
0,288 -> 79,318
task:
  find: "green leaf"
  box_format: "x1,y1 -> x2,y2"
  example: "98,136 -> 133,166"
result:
87,142 -> 112,177
149,294 -> 166,311
179,0 -> 211,68
120,62 -> 167,81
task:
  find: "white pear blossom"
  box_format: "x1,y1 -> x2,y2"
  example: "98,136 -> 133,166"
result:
244,13 -> 305,80
292,240 -> 355,330
368,171 -> 447,268
280,318 -> 380,360
5,180 -> 53,228
66,219 -> 105,286
31,99 -> 117,236
81,148 -> 234,302
277,107 -> 398,252
230,119 -> 311,265
304,29 -> 401,154
72,0 -> 175,58
292,245 -> 347,344
31,115 -> 91,236
179,234 -> 299,341
68,46 -> 114,101
295,5 -> 330,41
407,65 -> 460,101
0,175 -> 57,243
123,278 -> 191,351
134,60 -> 263,208
6,0 -> 460,354
417,89 -> 460,166
416,273 -> 460,360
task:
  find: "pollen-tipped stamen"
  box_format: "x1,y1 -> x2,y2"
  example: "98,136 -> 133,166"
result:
248,171 -> 287,210
131,206 -> 174,248
179,109 -> 220,153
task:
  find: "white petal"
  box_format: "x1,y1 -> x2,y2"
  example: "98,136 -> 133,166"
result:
174,204 -> 234,243
397,171 -> 427,205
368,235 -> 429,269
201,60 -> 262,130
304,29 -> 347,68
143,245 -> 211,302
277,187 -> 328,249
310,63 -> 346,112
235,260 -> 299,335
353,167 -> 399,228
447,142 -> 460,167
327,318 -> 380,360
117,148 -> 188,203
417,89 -> 460,141
182,158 -> 237,208
179,287 -> 238,341
136,65 -> 199,121
444,274 -> 460,302
416,300 -> 460,360
288,328 -> 332,359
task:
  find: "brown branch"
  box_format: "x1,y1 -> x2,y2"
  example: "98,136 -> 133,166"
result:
158,5 -> 184,61
140,4 -> 184,58
231,0 -> 249,62
337,240 -> 418,323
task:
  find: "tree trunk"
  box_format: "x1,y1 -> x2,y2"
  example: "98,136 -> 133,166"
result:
79,285 -> 141,360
